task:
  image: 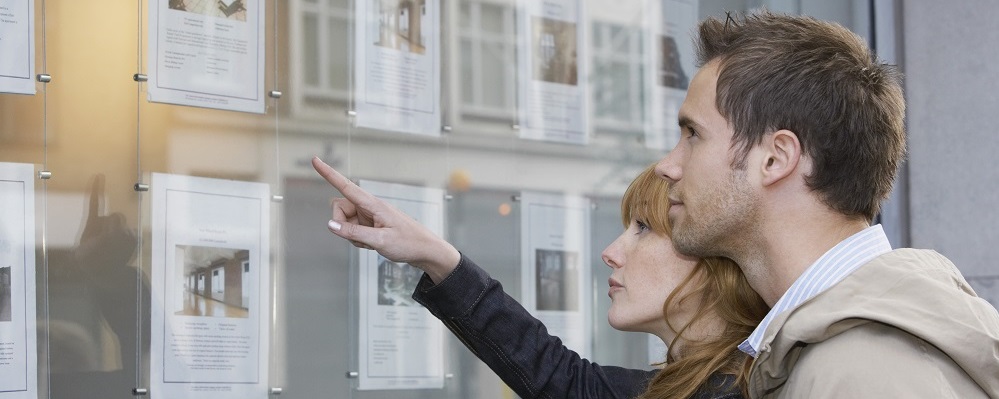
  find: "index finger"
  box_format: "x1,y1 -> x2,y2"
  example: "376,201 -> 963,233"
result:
311,156 -> 378,207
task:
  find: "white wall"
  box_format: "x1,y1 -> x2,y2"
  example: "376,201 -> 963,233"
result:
903,1 -> 999,306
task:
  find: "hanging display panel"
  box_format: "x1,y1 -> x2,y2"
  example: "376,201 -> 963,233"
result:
0,0 -> 35,95
516,0 -> 588,145
0,162 -> 37,399
150,173 -> 271,399
519,191 -> 592,358
354,0 -> 442,136
356,179 -> 445,391
148,0 -> 266,113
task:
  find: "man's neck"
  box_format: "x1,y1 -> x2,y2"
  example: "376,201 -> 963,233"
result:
734,210 -> 870,307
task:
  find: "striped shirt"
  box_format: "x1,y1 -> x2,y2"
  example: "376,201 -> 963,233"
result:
738,224 -> 893,357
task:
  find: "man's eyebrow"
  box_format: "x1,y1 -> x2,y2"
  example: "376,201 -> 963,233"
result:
678,115 -> 702,132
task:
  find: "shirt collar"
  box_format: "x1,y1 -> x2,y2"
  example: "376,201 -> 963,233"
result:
738,224 -> 893,357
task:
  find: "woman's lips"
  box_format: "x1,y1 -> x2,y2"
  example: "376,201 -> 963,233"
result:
608,278 -> 623,297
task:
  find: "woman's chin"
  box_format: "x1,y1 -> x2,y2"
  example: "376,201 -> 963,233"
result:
607,313 -> 638,333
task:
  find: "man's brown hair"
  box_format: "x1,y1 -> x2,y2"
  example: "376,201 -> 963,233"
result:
697,11 -> 906,221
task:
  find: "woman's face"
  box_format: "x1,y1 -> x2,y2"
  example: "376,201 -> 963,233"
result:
601,218 -> 701,342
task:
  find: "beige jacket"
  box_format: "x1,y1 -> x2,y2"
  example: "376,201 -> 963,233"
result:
747,249 -> 999,398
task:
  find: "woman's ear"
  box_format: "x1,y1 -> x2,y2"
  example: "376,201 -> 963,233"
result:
761,129 -> 801,186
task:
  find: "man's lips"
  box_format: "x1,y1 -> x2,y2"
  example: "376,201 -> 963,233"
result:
668,198 -> 683,218
668,195 -> 683,207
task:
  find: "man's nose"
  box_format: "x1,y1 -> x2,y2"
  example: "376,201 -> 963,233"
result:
655,149 -> 683,183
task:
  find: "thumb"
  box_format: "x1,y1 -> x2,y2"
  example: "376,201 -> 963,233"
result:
327,219 -> 381,249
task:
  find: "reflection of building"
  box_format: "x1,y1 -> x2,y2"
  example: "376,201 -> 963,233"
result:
0,267 -> 10,322
375,0 -> 427,54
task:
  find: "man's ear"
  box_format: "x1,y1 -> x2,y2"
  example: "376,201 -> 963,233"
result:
761,129 -> 801,186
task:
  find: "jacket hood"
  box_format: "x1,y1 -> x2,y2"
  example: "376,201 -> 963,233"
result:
751,248 -> 999,396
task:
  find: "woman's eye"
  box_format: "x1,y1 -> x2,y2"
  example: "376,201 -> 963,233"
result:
634,220 -> 649,233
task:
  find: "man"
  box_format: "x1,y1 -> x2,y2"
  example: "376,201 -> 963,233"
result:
657,11 -> 999,398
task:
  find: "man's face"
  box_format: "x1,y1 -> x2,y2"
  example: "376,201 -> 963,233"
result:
655,60 -> 759,258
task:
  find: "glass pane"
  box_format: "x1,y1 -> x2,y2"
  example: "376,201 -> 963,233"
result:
481,3 -> 506,34
461,40 -> 476,104
481,42 -> 507,108
609,25 -> 626,53
592,23 -> 606,48
304,14 -> 320,86
328,16 -> 350,91
594,61 -> 632,120
612,29 -> 633,56
459,2 -> 472,28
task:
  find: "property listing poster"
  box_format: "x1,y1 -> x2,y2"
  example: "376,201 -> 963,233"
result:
0,163 -> 37,399
354,0 -> 442,136
148,0 -> 265,113
357,180 -> 445,390
0,0 -> 35,95
517,0 -> 588,145
644,0 -> 697,150
150,173 -> 270,399
519,192 -> 591,359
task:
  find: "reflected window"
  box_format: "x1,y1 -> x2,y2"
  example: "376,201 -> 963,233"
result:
458,0 -> 517,120
591,21 -> 646,133
292,0 -> 352,116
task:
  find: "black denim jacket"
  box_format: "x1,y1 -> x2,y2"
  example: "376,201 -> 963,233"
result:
413,254 -> 742,399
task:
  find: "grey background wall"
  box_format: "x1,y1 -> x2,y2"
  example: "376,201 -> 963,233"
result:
903,1 -> 999,306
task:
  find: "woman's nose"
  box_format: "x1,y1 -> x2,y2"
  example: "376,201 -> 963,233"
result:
601,238 -> 622,269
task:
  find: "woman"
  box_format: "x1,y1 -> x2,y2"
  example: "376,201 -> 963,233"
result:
312,157 -> 768,398
609,164 -> 768,398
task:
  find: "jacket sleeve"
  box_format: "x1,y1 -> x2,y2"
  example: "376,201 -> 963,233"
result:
412,253 -> 656,399
774,322 -> 990,399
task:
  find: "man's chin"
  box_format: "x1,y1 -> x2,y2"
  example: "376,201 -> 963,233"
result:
671,228 -> 708,257
667,214 -> 682,230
